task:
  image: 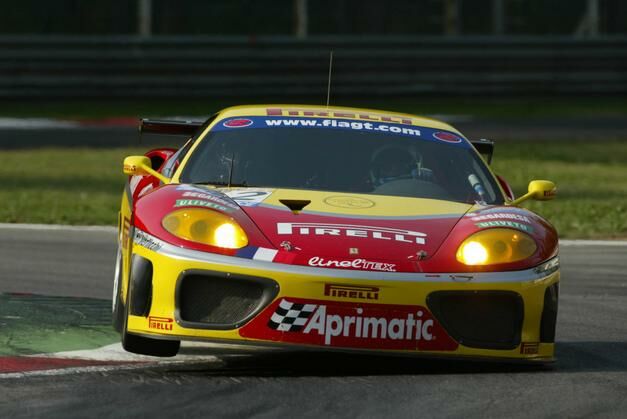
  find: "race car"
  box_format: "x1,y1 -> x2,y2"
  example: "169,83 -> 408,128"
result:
113,105 -> 559,362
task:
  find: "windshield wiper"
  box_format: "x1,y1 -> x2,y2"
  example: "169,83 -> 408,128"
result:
194,153 -> 251,187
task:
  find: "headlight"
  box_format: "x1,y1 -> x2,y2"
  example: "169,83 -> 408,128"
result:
456,228 -> 536,266
162,208 -> 248,249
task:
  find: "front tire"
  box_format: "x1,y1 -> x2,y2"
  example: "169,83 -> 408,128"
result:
117,247 -> 180,357
112,247 -> 125,332
121,328 -> 180,358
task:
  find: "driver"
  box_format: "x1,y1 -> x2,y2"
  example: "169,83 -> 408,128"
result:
369,146 -> 433,187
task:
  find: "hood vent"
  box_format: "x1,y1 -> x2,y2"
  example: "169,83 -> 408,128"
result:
279,199 -> 311,214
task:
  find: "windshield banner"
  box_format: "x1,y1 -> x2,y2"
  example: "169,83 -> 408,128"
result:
214,116 -> 470,148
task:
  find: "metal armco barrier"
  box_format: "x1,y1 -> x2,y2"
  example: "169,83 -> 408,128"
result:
1,36 -> 626,98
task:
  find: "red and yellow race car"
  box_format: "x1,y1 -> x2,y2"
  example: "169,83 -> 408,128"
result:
113,105 -> 559,362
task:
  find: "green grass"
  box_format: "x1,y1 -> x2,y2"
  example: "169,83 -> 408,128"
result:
0,148 -> 143,225
1,141 -> 626,238
0,294 -> 118,356
492,139 -> 627,239
3,97 -> 627,119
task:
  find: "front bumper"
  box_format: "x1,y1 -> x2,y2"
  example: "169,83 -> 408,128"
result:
125,230 -> 560,361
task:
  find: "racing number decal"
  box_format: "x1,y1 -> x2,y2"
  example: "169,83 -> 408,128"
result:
225,189 -> 272,207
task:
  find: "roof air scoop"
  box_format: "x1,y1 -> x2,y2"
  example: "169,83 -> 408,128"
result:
279,199 -> 311,214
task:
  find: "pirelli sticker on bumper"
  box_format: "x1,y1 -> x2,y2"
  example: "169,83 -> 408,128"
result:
239,298 -> 458,351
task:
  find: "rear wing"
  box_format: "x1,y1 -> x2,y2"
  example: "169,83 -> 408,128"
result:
140,119 -> 204,136
470,138 -> 494,164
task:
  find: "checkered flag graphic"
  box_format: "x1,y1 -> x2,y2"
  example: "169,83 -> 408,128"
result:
268,299 -> 317,332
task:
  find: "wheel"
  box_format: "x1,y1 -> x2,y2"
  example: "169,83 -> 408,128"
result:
117,248 -> 180,357
121,328 -> 180,358
112,246 -> 125,332
120,293 -> 181,357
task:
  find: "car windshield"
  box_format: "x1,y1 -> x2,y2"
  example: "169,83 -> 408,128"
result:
179,116 -> 503,204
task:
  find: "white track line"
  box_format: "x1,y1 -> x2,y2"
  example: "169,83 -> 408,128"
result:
0,363 -> 154,379
0,341 -> 257,379
41,342 -> 222,363
559,240 -> 627,247
0,223 -> 116,233
0,117 -> 79,130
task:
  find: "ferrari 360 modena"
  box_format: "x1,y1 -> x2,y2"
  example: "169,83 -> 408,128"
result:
113,105 -> 559,362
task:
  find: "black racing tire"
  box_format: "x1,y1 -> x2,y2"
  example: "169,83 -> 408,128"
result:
112,246 -> 125,333
119,249 -> 180,358
121,329 -> 181,358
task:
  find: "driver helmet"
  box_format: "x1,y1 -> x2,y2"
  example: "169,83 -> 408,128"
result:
370,146 -> 421,186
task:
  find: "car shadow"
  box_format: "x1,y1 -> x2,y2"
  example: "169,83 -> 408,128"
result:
166,340 -> 627,377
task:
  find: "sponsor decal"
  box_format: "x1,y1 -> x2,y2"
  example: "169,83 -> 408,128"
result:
324,283 -> 380,301
471,212 -> 532,224
349,247 -> 359,255
324,196 -> 375,209
277,222 -> 427,245
472,207 -> 532,217
225,189 -> 272,207
123,164 -> 137,173
133,230 -> 163,251
174,198 -> 231,212
235,246 -> 279,262
475,220 -> 534,233
309,256 -> 396,272
240,298 -> 458,351
181,191 -> 239,210
263,118 -> 422,138
449,274 -> 473,282
520,342 -> 540,355
267,107 -> 416,126
222,118 -> 253,128
433,131 -> 463,143
210,115 -> 470,149
148,316 -> 173,331
544,189 -> 556,198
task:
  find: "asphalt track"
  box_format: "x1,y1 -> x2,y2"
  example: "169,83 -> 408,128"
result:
1,227 -> 627,418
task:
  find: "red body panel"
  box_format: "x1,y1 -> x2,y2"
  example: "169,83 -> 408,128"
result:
132,183 -> 558,273
241,205 -> 463,264
239,297 -> 459,351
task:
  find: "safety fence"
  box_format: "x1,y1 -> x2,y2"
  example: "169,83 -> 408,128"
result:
1,36 -> 626,99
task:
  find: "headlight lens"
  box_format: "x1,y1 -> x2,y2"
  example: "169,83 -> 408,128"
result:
162,208 -> 248,249
456,228 -> 536,266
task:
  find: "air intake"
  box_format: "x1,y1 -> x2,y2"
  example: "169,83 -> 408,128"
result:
176,270 -> 278,330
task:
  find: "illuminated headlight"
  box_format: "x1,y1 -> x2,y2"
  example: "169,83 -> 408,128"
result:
162,208 -> 248,249
456,228 -> 537,266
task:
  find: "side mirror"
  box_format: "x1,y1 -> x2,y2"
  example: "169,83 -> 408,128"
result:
123,155 -> 170,184
528,180 -> 557,201
509,180 -> 556,206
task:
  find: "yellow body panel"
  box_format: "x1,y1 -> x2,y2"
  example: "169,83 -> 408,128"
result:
253,188 -> 471,217
124,241 -> 558,361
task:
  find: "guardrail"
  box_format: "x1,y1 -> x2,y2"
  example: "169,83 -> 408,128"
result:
1,36 -> 626,98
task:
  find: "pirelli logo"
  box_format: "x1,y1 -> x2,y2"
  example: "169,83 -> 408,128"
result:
324,283 -> 380,301
148,316 -> 173,331
520,342 -> 540,354
267,108 -> 416,126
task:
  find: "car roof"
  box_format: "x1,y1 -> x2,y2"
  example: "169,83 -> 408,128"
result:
215,104 -> 463,135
